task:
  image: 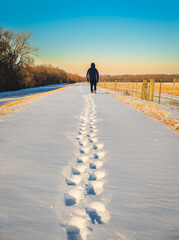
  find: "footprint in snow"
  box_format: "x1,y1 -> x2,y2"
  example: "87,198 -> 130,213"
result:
77,155 -> 89,163
79,130 -> 87,135
64,194 -> 76,206
66,225 -> 82,240
88,172 -> 97,181
76,135 -> 85,141
89,125 -> 97,129
64,189 -> 82,206
66,175 -> 82,186
89,119 -> 96,123
89,170 -> 106,181
80,119 -> 89,124
86,181 -> 104,195
89,160 -> 103,169
72,164 -> 87,175
89,129 -> 99,134
93,152 -> 106,159
85,202 -> 110,224
66,216 -> 88,240
79,147 -> 90,154
79,127 -> 87,131
93,143 -> 104,150
78,139 -> 88,146
87,133 -> 96,138
89,137 -> 98,143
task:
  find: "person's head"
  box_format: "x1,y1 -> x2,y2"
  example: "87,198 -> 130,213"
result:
91,63 -> 95,68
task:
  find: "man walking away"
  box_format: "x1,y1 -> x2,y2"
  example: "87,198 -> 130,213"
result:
86,63 -> 99,94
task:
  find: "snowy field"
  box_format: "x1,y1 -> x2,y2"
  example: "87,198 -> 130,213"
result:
0,83 -> 179,240
0,83 -> 69,106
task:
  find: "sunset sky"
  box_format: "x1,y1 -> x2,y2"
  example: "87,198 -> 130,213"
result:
1,0 -> 179,75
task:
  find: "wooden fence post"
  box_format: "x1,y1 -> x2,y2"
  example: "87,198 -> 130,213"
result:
117,81 -> 120,92
171,78 -> 176,108
136,80 -> 138,97
148,79 -> 155,101
158,79 -> 162,104
123,80 -> 125,94
114,80 -> 117,91
118,80 -> 120,92
141,80 -> 148,100
132,80 -> 134,96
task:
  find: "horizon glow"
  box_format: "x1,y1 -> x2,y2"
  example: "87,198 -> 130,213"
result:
1,0 -> 179,76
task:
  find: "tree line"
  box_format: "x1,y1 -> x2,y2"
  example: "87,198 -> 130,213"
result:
0,27 -> 84,92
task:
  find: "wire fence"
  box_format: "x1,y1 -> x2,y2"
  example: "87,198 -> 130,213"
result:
98,79 -> 179,107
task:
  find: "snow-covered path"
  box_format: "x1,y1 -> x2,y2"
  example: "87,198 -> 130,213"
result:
0,83 -> 178,240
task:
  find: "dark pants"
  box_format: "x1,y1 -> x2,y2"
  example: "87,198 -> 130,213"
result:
90,81 -> 97,92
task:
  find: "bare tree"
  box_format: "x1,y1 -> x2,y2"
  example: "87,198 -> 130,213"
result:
0,27 -> 38,91
0,26 -> 84,91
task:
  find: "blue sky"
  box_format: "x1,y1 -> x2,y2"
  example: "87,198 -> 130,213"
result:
1,0 -> 179,75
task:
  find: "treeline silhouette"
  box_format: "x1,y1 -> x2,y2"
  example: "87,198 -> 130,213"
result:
100,74 -> 178,83
0,27 -> 84,92
19,64 -> 84,88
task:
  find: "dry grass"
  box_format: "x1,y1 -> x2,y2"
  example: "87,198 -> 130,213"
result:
154,83 -> 179,96
106,93 -> 179,133
0,84 -> 75,117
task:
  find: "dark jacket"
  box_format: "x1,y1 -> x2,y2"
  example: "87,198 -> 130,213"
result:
86,65 -> 99,83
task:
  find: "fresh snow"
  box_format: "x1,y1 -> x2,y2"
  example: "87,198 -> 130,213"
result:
0,83 -> 69,106
0,83 -> 179,240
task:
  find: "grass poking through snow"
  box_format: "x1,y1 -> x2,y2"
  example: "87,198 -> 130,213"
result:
109,93 -> 179,133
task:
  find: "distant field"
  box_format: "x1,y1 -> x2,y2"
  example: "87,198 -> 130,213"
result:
154,83 -> 179,96
99,82 -> 179,96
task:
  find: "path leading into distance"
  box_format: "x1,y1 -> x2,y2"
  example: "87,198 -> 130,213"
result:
0,83 -> 178,240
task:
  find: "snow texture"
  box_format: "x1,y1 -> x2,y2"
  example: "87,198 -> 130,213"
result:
0,83 -> 69,106
0,83 -> 179,240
